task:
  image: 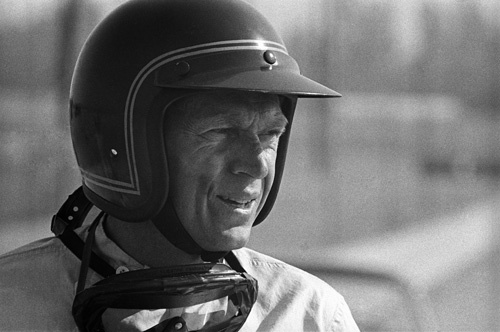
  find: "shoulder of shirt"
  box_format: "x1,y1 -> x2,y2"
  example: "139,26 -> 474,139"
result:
0,210 -> 98,265
0,237 -> 82,330
232,248 -> 361,332
0,236 -> 70,263
233,246 -> 316,275
232,247 -> 341,296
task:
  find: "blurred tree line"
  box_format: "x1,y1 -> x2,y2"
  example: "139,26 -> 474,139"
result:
286,0 -> 500,114
1,0 -> 499,113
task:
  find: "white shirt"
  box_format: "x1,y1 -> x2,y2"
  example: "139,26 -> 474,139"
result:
0,209 -> 359,332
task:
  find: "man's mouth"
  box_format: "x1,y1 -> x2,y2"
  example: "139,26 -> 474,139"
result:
218,195 -> 256,209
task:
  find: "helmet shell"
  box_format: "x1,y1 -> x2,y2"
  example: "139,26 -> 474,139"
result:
70,0 -> 339,223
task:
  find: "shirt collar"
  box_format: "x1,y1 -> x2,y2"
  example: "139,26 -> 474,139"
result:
79,207 -> 147,273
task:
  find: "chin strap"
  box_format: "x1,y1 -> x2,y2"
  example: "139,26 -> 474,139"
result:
152,199 -> 228,263
51,187 -> 115,278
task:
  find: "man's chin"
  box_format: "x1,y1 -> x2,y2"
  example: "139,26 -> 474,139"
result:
202,228 -> 252,252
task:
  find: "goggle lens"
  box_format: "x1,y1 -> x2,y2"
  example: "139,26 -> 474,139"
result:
73,263 -> 258,332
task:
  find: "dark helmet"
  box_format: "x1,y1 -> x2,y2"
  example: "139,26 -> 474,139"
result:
70,0 -> 340,226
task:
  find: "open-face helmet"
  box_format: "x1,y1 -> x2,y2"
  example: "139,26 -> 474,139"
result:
70,0 -> 340,241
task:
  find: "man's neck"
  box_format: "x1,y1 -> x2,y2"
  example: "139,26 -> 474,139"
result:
103,215 -> 204,267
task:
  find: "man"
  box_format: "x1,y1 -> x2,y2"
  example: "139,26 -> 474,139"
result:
0,0 -> 359,331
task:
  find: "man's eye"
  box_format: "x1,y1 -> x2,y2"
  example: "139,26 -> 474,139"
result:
262,129 -> 286,138
211,128 -> 231,134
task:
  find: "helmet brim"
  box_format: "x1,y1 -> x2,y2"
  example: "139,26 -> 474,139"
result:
154,48 -> 341,98
156,69 -> 341,98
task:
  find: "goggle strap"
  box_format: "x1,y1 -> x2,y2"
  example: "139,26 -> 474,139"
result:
76,211 -> 106,294
224,251 -> 245,273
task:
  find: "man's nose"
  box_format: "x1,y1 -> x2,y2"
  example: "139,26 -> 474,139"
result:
229,135 -> 269,179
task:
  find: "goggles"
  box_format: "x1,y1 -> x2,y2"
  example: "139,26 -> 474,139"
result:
73,263 -> 258,332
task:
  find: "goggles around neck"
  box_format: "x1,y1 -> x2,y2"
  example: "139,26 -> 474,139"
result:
73,262 -> 258,332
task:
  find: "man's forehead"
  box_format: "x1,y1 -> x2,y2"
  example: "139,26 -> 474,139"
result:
184,90 -> 285,120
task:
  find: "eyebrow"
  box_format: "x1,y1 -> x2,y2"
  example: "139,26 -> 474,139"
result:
201,108 -> 288,129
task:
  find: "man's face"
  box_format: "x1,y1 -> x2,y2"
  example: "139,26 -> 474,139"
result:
164,91 -> 288,252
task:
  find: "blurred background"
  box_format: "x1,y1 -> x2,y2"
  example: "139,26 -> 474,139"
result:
1,0 -> 500,330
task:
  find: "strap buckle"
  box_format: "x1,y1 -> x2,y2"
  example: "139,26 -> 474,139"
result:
51,186 -> 93,236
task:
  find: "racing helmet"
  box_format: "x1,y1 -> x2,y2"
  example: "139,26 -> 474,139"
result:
70,0 -> 340,226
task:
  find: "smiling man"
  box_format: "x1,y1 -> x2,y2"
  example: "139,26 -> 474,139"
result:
0,0 -> 359,331
164,92 -> 287,252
